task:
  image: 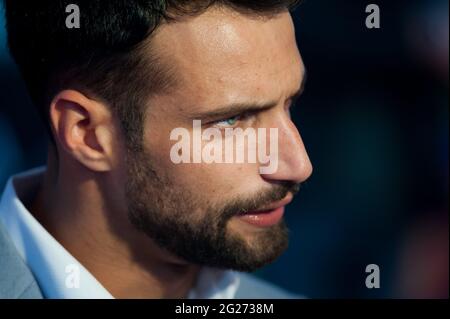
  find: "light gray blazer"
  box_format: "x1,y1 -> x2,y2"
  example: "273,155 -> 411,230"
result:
0,221 -> 42,298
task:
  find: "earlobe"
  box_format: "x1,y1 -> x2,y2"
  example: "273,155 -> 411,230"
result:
49,90 -> 116,172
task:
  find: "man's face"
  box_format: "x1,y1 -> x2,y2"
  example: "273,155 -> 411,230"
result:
124,8 -> 312,271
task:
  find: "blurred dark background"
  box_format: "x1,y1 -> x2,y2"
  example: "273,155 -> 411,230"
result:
0,1 -> 448,298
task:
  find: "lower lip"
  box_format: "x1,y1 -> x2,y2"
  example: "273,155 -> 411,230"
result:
236,206 -> 285,227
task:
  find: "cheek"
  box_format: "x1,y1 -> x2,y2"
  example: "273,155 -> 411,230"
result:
144,122 -> 264,196
171,162 -> 262,198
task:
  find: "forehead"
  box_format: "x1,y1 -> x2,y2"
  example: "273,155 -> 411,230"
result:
151,7 -> 304,112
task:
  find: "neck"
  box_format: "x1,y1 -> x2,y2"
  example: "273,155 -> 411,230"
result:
29,150 -> 200,298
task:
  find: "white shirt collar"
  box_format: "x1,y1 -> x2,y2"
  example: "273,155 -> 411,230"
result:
0,167 -> 240,299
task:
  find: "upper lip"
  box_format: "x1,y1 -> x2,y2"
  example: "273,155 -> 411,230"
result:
252,192 -> 294,212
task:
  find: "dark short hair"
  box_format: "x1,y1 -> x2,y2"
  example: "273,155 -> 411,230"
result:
4,0 -> 299,148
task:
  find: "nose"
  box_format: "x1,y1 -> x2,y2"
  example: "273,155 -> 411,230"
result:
260,116 -> 313,184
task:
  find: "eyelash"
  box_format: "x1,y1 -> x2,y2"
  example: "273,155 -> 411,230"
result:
213,112 -> 252,128
208,96 -> 301,128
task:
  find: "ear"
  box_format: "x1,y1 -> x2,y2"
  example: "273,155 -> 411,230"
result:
49,90 -> 117,172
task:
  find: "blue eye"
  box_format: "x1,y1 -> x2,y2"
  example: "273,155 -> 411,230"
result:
215,115 -> 240,127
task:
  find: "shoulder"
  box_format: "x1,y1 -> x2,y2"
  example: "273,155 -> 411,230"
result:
234,273 -> 303,299
0,220 -> 42,299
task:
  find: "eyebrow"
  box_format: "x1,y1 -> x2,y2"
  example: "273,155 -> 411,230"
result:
189,69 -> 307,122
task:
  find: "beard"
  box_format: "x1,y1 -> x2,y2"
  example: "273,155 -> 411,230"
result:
125,148 -> 300,272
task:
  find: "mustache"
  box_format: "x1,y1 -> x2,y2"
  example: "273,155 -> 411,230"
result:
218,181 -> 301,222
